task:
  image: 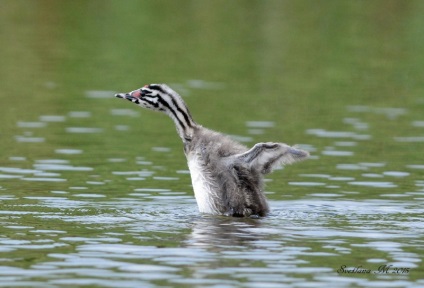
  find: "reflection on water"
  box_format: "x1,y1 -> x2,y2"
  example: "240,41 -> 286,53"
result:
1,0 -> 424,287
187,216 -> 264,248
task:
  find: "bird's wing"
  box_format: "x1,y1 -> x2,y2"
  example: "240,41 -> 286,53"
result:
235,142 -> 309,174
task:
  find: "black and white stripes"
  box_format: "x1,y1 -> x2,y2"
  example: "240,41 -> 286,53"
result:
115,84 -> 196,142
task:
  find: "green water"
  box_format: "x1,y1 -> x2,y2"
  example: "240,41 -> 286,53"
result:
1,1 -> 423,287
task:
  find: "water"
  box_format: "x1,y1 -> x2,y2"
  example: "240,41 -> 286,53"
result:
1,0 -> 424,287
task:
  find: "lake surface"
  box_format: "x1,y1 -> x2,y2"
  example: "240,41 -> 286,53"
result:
1,1 -> 423,287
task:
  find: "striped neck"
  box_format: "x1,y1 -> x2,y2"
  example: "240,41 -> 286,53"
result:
149,85 -> 196,142
164,95 -> 196,142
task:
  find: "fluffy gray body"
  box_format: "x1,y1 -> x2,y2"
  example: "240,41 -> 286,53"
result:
115,84 -> 309,217
186,126 -> 269,217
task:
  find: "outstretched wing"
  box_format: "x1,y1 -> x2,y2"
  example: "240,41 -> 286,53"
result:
235,142 -> 309,174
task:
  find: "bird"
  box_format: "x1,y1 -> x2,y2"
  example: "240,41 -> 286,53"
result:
115,84 -> 309,217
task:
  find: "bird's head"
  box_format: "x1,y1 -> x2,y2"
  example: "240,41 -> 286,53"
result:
115,84 -> 174,112
115,83 -> 196,141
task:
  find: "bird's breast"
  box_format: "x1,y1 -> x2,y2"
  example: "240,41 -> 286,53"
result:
187,153 -> 221,214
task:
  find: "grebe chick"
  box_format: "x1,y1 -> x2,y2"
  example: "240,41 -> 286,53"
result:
115,84 -> 309,217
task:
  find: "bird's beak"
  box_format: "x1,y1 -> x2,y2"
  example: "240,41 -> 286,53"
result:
115,90 -> 142,101
114,92 -> 129,99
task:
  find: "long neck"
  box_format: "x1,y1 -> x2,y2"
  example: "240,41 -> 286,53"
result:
162,94 -> 197,142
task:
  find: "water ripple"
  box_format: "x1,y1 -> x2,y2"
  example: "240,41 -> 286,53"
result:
348,181 -> 397,188
34,164 -> 93,171
66,127 -> 103,133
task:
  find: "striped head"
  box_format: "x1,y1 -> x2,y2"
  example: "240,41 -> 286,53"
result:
115,84 -> 196,141
115,84 -> 176,112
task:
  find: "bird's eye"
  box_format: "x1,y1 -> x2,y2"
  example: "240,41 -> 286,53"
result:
140,88 -> 151,97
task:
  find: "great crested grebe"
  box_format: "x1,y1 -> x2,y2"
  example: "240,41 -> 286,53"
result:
115,84 -> 309,217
